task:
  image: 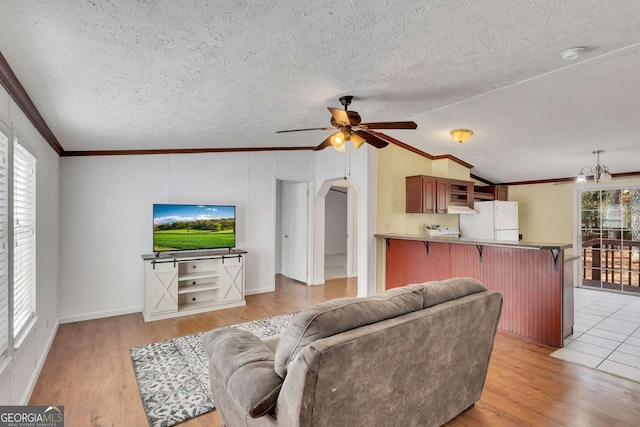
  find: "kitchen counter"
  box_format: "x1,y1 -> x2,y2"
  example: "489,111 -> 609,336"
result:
377,234 -> 575,347
374,232 -> 572,251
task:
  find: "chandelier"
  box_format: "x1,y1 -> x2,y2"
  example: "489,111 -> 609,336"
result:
576,150 -> 612,184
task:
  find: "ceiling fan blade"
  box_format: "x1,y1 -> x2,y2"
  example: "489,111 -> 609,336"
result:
313,135 -> 333,151
276,127 -> 335,133
327,107 -> 351,127
354,130 -> 389,149
359,121 -> 418,130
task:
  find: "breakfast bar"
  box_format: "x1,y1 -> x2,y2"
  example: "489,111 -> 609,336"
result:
376,233 -> 576,347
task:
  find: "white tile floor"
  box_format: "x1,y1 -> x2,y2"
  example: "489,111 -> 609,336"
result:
551,287 -> 640,382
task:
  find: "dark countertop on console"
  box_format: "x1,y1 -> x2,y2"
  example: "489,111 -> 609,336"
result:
374,233 -> 572,251
142,248 -> 247,261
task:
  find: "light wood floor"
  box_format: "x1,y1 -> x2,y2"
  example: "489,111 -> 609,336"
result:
30,276 -> 640,426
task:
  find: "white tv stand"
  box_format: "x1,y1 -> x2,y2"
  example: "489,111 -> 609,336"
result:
141,249 -> 246,322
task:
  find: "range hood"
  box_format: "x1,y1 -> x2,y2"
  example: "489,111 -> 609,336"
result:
447,206 -> 477,215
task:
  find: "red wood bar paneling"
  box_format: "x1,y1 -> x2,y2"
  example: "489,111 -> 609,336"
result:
385,239 -> 563,347
385,239 -> 451,288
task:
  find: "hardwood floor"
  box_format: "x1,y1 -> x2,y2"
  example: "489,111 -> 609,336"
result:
30,276 -> 640,426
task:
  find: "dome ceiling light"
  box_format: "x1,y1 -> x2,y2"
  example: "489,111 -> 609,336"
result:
450,129 -> 473,144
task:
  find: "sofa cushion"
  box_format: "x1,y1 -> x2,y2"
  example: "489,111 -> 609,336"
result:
204,328 -> 282,418
274,286 -> 423,378
408,277 -> 487,308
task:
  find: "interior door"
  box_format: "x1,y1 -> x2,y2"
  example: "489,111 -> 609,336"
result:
281,182 -> 308,283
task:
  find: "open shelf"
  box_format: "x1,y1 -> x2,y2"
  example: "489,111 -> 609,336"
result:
179,271 -> 220,281
178,300 -> 218,312
178,283 -> 220,294
474,192 -> 494,200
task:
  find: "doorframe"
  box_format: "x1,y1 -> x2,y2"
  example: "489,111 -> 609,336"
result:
313,177 -> 359,285
573,182 -> 640,293
275,176 -> 314,285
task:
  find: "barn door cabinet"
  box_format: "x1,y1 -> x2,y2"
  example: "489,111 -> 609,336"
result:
406,175 -> 474,213
142,250 -> 246,322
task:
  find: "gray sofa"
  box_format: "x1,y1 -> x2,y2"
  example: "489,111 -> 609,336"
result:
204,277 -> 502,427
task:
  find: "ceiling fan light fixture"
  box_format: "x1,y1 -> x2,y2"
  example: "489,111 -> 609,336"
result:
450,129 -> 473,144
333,143 -> 346,153
330,131 -> 346,148
350,133 -> 366,149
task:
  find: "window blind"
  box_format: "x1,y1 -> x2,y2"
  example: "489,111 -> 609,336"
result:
13,141 -> 35,339
0,127 -> 8,356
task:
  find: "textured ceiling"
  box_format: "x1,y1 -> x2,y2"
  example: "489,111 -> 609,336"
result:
1,0 -> 640,182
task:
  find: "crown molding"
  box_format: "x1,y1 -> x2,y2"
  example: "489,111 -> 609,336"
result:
0,51 -> 64,155
377,132 -> 476,170
500,171 -> 640,186
470,174 -> 494,185
62,146 -> 315,157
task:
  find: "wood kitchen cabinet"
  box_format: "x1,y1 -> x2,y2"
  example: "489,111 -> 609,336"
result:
406,175 -> 473,213
473,185 -> 508,201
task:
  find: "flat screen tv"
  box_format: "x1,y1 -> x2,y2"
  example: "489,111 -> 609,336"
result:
153,204 -> 236,252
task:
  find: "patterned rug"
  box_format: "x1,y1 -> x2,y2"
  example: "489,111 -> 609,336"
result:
130,313 -> 296,427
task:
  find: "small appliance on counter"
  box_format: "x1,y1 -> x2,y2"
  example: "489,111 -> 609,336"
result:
426,226 -> 460,237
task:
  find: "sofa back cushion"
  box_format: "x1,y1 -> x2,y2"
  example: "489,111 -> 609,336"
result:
408,277 -> 487,308
274,286 -> 423,378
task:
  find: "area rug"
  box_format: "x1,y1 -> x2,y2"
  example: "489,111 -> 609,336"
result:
130,313 -> 296,427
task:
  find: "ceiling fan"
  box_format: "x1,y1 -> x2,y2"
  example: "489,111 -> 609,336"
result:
276,95 -> 418,152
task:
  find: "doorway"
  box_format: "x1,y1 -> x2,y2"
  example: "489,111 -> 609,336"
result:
276,180 -> 309,284
316,178 -> 358,284
578,186 -> 640,294
325,182 -> 349,279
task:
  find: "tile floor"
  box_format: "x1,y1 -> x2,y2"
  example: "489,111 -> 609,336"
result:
551,287 -> 640,382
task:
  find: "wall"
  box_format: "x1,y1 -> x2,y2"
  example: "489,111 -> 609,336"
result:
313,144 -> 377,296
508,182 -> 575,245
376,145 -> 467,236
509,176 -> 640,253
274,180 -> 282,274
59,150 -> 313,322
325,188 -> 348,255
0,87 -> 60,404
375,144 -> 472,291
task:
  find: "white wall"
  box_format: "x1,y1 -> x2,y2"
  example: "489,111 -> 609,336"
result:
313,145 -> 377,296
59,150 -> 313,321
0,87 -> 60,404
325,188 -> 347,255
274,180 -> 282,274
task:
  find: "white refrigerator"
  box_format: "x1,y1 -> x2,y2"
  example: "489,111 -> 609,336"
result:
459,201 -> 519,241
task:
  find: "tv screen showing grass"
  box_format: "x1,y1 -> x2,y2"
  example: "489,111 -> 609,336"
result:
153,204 -> 236,252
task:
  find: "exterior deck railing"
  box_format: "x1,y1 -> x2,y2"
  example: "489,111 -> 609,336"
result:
582,238 -> 640,293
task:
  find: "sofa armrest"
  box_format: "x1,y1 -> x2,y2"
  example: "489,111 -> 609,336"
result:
204,328 -> 283,418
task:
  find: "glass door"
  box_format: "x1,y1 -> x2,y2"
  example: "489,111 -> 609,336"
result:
580,188 -> 640,294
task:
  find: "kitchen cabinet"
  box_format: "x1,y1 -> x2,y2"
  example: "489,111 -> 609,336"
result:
406,175 -> 473,213
474,185 -> 508,201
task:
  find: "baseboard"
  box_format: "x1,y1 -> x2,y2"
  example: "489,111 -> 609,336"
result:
59,305 -> 143,324
245,286 -> 275,296
20,318 -> 59,405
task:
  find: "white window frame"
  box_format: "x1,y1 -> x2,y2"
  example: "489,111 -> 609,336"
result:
11,134 -> 36,346
0,121 -> 10,362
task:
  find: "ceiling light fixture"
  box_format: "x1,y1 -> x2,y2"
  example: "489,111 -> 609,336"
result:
561,47 -> 584,61
576,150 -> 612,184
450,129 -> 473,144
330,130 -> 346,152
